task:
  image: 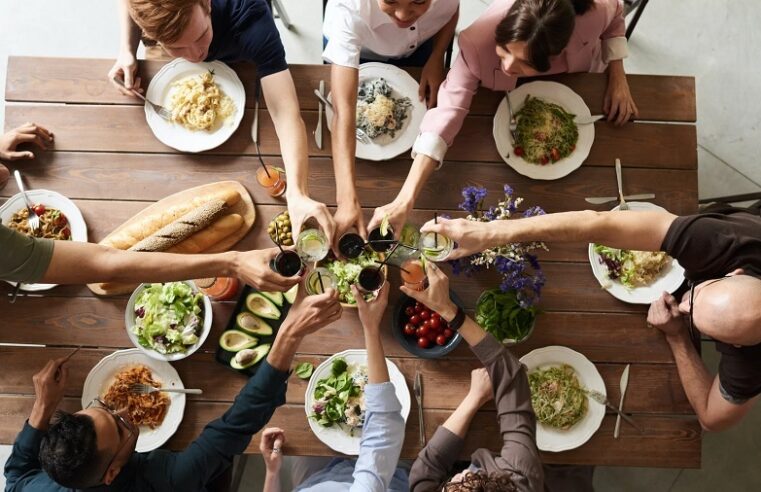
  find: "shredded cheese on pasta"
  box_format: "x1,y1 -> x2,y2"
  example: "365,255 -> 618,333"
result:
169,71 -> 235,131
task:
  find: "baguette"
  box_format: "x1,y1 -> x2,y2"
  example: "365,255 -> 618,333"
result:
167,214 -> 243,254
130,199 -> 227,252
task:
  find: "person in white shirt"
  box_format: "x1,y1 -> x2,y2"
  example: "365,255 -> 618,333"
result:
322,0 -> 459,246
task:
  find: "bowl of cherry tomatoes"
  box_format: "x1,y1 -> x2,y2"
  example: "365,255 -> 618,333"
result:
392,292 -> 463,359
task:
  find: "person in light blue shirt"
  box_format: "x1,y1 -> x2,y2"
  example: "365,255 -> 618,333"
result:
259,283 -> 409,492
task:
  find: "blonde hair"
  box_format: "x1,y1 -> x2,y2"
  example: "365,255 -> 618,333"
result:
129,0 -> 210,44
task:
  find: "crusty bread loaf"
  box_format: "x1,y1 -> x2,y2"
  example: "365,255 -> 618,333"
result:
167,214 -> 243,254
129,199 -> 227,252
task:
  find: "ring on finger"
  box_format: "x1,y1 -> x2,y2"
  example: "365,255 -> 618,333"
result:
272,447 -> 281,453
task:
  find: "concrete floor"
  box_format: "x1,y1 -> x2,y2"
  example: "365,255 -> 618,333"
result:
1,0 -> 760,491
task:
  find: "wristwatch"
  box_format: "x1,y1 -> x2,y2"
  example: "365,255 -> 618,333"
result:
447,306 -> 466,331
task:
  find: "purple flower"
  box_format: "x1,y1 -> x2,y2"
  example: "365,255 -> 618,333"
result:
459,186 -> 488,215
522,206 -> 546,218
503,184 -> 514,196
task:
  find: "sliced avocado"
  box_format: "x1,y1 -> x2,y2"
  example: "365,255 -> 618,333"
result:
236,312 -> 273,336
230,344 -> 271,370
219,330 -> 258,352
284,284 -> 298,304
261,291 -> 284,307
246,293 -> 281,320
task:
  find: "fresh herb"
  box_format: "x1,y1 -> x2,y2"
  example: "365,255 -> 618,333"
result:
295,362 -> 314,380
310,357 -> 368,435
476,288 -> 536,344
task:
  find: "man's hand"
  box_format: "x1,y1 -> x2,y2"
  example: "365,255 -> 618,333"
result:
368,200 -> 412,240
236,249 -> 302,291
333,197 -> 366,253
0,123 -> 54,161
352,283 -> 389,335
647,291 -> 686,339
399,262 -> 458,321
419,58 -> 445,108
466,368 -> 493,408
287,194 -> 335,248
420,218 -> 490,260
29,357 -> 70,430
259,427 -> 286,473
108,51 -> 142,96
604,63 -> 639,126
280,286 -> 343,338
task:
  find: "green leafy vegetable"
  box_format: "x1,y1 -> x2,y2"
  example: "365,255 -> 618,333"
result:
323,251 -> 381,304
295,362 -> 314,380
132,282 -> 204,355
475,288 -> 536,344
311,357 -> 368,435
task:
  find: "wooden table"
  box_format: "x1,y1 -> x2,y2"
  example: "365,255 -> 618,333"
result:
1,57 -> 700,468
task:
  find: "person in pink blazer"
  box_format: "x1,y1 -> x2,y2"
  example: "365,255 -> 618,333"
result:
368,0 -> 637,237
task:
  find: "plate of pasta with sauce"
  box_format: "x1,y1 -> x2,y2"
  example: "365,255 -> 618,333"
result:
145,59 -> 245,153
82,349 -> 186,452
0,189 -> 87,291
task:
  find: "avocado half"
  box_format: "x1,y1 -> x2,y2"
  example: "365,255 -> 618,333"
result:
261,291 -> 284,307
246,293 -> 281,320
236,312 -> 273,336
284,284 -> 298,304
230,344 -> 271,370
219,330 -> 258,352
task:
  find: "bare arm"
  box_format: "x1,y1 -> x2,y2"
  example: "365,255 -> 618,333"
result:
108,0 -> 143,94
418,8 -> 459,108
118,0 -> 141,56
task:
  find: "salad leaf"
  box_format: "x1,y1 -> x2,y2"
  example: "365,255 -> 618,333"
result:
323,251 -> 381,304
296,362 -> 314,380
133,282 -> 204,355
476,288 -> 536,344
332,358 -> 348,376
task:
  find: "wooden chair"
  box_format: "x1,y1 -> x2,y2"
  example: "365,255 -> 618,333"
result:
624,0 -> 650,39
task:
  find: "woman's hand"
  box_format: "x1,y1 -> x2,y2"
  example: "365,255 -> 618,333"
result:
236,248 -> 302,292
333,196 -> 366,252
466,368 -> 493,408
0,123 -> 54,161
419,58 -> 445,108
367,199 -> 412,240
353,283 -> 389,336
420,218 -> 490,260
259,427 -> 286,473
287,193 -> 336,248
399,262 -> 458,321
604,61 -> 639,126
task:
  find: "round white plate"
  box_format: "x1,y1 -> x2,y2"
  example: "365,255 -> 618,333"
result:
81,349 -> 186,452
493,81 -> 594,180
326,62 -> 427,161
1,189 -> 88,291
588,201 -> 686,304
520,346 -> 605,452
305,349 -> 411,455
145,59 -> 245,153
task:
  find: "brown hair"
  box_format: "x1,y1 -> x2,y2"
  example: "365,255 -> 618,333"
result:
495,0 -> 595,72
128,0 -> 210,44
441,470 -> 518,492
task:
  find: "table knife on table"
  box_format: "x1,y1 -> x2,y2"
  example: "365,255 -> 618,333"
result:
414,371 -> 425,447
315,80 -> 324,149
614,364 -> 630,438
252,79 -> 260,146
584,193 -> 655,205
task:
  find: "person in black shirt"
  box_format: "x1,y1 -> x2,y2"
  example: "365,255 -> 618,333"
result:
416,205 -> 761,431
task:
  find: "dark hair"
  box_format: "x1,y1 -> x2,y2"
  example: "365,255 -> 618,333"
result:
39,412 -> 105,488
495,0 -> 595,72
442,470 -> 519,492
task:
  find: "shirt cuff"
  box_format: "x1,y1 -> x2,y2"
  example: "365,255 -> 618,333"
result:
411,132 -> 448,169
322,41 -> 360,69
18,421 -> 46,449
364,382 -> 402,412
602,36 -> 628,63
250,360 -> 290,394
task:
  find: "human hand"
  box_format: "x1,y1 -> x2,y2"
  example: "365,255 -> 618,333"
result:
419,58 -> 445,108
399,262 -> 457,321
0,123 -> 54,161
236,248 -> 302,291
368,199 -> 412,241
466,368 -> 493,408
287,193 -> 336,248
352,283 -> 389,336
259,427 -> 286,473
29,357 -> 70,430
420,218 -> 489,260
108,51 -> 142,96
647,291 -> 686,339
280,285 -> 343,338
333,197 -> 366,253
604,71 -> 639,126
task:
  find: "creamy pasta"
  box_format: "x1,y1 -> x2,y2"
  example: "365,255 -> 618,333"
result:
169,71 -> 235,131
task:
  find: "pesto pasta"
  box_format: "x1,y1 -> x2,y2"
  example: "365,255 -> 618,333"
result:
528,364 -> 588,430
513,95 -> 579,165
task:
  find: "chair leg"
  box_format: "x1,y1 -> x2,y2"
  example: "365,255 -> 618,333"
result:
230,455 -> 248,492
271,0 -> 293,30
625,0 -> 650,40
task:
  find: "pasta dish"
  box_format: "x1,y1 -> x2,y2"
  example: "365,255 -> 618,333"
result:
103,365 -> 170,429
529,365 -> 588,430
356,78 -> 411,139
594,245 -> 671,289
169,70 -> 235,131
7,205 -> 71,240
513,96 -> 579,165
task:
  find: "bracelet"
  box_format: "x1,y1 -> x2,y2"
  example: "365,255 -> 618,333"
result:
448,306 -> 466,331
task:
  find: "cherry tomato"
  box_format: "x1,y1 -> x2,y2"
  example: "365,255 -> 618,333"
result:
404,323 -> 416,336
436,335 -> 447,346
427,331 -> 438,342
404,306 -> 415,317
33,204 -> 46,215
420,310 -> 431,320
417,337 -> 430,349
409,315 -> 421,325
61,227 -> 71,240
443,328 -> 454,338
418,324 -> 430,337
540,155 -> 549,165
430,317 -> 441,330
550,147 -> 561,162
414,304 -> 424,314
431,312 -> 441,320
513,146 -> 524,157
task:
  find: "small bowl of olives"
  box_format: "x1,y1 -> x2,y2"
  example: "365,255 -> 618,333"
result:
268,210 -> 293,246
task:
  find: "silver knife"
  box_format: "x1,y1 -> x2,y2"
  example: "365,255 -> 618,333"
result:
252,80 -> 260,146
575,114 -> 604,125
315,80 -> 324,149
584,193 -> 655,205
414,371 -> 425,447
614,364 -> 630,438
504,92 -> 518,144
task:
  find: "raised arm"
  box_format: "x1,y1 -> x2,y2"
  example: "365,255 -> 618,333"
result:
108,0 -> 143,95
418,7 -> 459,108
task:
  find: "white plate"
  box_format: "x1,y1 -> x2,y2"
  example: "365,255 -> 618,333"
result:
520,346 -> 605,452
304,349 -> 411,455
588,201 -> 686,304
145,59 -> 245,153
325,62 -> 427,161
81,349 -> 186,452
1,189 -> 88,291
493,81 -> 594,180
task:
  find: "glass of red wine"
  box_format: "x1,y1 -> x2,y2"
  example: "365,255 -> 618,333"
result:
269,250 -> 305,277
357,265 -> 386,294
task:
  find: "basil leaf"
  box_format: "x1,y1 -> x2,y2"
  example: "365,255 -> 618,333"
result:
295,362 -> 314,380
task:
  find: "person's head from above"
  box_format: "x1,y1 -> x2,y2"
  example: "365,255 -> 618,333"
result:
39,399 -> 138,488
129,0 -> 213,63
376,0 -> 432,29
679,268 -> 761,346
443,470 -> 517,491
494,0 -> 594,76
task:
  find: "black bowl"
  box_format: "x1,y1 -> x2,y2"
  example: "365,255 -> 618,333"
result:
392,291 -> 464,359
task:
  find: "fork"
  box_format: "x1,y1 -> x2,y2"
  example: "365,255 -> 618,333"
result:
586,389 -> 642,433
112,76 -> 172,121
13,170 -> 40,233
414,371 -> 426,447
355,128 -> 372,145
614,159 -> 629,211
504,91 -> 518,144
129,383 -> 203,395
312,89 -> 372,144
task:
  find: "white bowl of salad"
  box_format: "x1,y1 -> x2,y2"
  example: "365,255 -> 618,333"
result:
125,281 -> 213,361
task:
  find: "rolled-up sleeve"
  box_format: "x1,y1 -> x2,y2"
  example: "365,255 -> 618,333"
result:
323,2 -> 362,69
600,0 -> 628,62
0,224 -> 54,283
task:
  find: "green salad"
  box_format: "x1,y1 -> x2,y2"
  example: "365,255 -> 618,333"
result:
311,358 -> 368,436
133,282 -> 205,355
323,251 -> 381,304
476,289 -> 536,344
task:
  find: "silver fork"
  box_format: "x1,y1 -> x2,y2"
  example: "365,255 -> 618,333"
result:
414,371 -> 426,447
586,388 -> 642,433
312,89 -> 372,144
13,170 -> 40,233
129,383 -> 203,395
112,76 -> 172,121
615,159 -> 629,211
355,128 -> 371,145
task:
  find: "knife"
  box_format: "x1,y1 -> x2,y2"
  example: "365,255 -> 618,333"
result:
414,371 -> 425,447
584,193 -> 655,205
315,80 -> 324,149
614,364 -> 630,438
504,92 -> 518,144
251,79 -> 260,146
575,114 -> 604,125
